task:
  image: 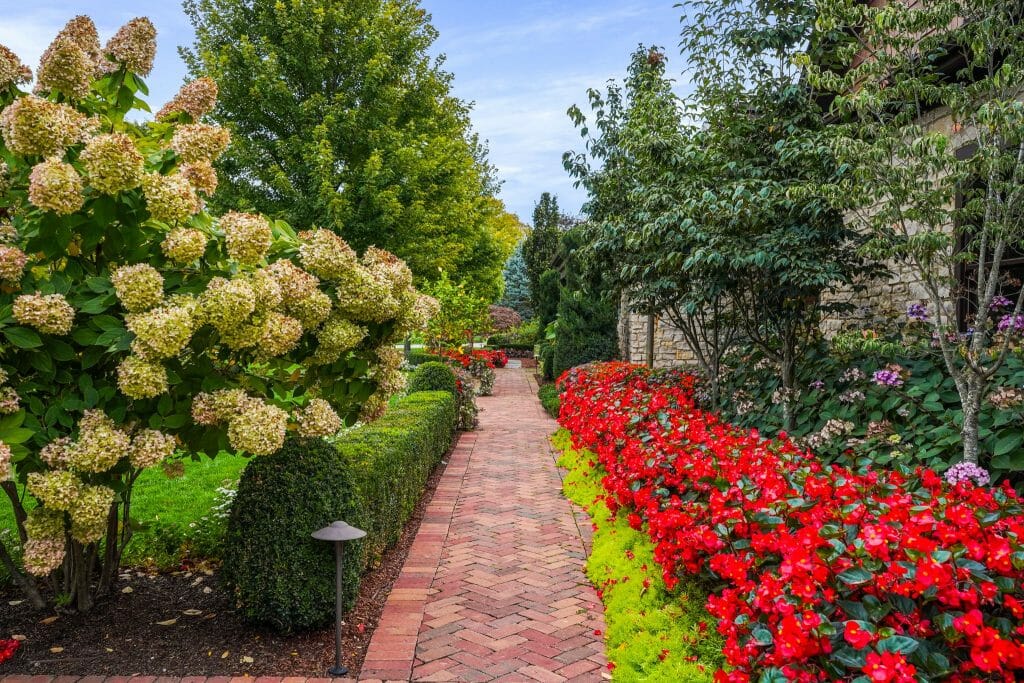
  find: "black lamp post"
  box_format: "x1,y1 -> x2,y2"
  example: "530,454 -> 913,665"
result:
312,520 -> 367,677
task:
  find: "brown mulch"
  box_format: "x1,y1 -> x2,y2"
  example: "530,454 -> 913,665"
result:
0,453 -> 452,678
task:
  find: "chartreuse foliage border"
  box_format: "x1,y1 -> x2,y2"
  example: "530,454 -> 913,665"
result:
553,429 -> 723,681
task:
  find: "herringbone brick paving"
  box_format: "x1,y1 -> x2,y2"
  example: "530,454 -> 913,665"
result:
361,368 -> 606,682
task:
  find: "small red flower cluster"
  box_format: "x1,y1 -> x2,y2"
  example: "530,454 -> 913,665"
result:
0,638 -> 19,664
439,348 -> 508,369
558,362 -> 1024,682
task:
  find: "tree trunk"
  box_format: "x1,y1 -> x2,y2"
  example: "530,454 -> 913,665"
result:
2,480 -> 29,542
403,336 -> 412,360
618,294 -> 632,363
71,541 -> 93,612
645,315 -> 655,369
780,346 -> 796,433
97,502 -> 120,594
961,386 -> 982,465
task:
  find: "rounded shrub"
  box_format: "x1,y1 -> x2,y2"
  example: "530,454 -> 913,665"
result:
222,437 -> 358,633
408,361 -> 458,395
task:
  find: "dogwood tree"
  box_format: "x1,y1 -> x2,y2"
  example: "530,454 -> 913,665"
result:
807,0 -> 1024,466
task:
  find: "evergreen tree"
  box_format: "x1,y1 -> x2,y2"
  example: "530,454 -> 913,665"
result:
499,242 -> 532,319
532,192 -> 561,232
522,192 -> 566,308
550,226 -> 618,376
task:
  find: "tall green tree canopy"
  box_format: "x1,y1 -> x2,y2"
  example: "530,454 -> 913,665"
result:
181,0 -> 510,296
566,3 -> 881,420
522,192 -> 574,309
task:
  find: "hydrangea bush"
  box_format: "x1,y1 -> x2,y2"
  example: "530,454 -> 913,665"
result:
0,16 -> 435,611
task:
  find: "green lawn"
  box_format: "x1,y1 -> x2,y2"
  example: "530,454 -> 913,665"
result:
1,452 -> 249,581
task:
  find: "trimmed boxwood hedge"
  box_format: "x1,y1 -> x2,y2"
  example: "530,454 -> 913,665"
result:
486,340 -> 534,352
342,391 -> 456,568
222,390 -> 457,632
406,350 -> 442,366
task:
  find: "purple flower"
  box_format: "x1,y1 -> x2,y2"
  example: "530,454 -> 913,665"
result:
989,295 -> 1013,311
998,314 -> 1024,334
907,303 -> 929,322
944,461 -> 991,487
872,368 -> 904,387
808,379 -> 825,390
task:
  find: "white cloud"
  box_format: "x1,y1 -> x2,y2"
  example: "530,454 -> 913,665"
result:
451,67 -> 627,219
432,1 -> 689,221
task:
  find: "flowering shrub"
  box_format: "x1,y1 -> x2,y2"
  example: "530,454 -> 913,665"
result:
439,348 -> 508,369
437,348 -> 506,396
453,366 -> 480,429
0,17 -> 433,611
714,338 -> 1024,482
560,362 -> 1024,681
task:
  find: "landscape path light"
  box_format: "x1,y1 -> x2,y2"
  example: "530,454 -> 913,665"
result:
312,519 -> 366,677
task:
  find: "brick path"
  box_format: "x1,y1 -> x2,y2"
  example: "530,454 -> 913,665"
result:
1,369 -> 606,683
360,368 -> 606,682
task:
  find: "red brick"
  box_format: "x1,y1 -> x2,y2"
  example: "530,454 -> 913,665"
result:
361,369 -> 606,678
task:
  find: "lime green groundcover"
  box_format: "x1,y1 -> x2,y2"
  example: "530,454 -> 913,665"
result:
554,429 -> 724,681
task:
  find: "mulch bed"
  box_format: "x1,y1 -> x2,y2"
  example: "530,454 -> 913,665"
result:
0,452 -> 452,678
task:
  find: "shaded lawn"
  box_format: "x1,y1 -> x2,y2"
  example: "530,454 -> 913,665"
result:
1,452 -> 249,582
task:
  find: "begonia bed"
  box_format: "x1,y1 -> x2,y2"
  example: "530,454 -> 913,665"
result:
558,362 -> 1024,682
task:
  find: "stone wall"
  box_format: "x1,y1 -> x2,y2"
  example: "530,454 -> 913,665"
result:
622,312 -> 699,369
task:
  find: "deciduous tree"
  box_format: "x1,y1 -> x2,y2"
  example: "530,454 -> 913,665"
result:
808,0 -> 1024,466
182,0 -> 508,298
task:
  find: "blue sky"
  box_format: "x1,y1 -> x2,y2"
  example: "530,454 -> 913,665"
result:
0,0 -> 690,224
